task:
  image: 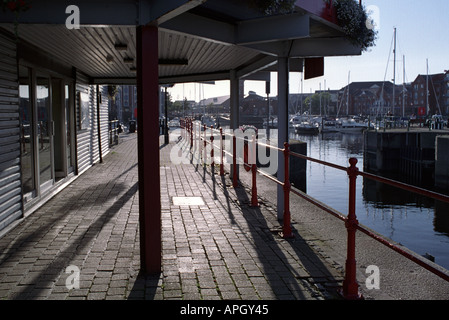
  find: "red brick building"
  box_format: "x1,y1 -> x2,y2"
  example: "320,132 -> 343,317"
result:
412,73 -> 446,116
339,81 -> 413,117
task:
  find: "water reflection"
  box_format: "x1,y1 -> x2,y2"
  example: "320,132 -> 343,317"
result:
289,130 -> 449,270
435,201 -> 449,236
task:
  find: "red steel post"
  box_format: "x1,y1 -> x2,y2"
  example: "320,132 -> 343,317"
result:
283,143 -> 294,239
342,157 -> 362,299
232,135 -> 238,188
190,119 -> 193,148
182,118 -> 185,140
219,128 -> 224,176
196,121 -> 200,160
210,134 -> 215,175
251,135 -> 258,207
203,124 -> 207,164
136,25 -> 161,274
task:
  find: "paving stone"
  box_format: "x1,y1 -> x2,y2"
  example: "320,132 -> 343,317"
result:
0,135 -> 345,301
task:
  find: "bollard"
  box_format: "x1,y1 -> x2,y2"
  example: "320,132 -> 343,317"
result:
220,128 -> 224,176
250,135 -> 258,207
282,143 -> 294,239
342,158 -> 363,300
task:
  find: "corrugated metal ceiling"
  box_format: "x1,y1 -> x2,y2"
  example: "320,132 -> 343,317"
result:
1,24 -> 262,83
0,0 -> 355,84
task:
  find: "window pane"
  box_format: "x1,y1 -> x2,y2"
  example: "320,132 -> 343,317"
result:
19,66 -> 35,194
37,74 -> 52,185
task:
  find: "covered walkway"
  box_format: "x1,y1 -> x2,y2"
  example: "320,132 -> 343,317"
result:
0,133 -> 344,300
2,130 -> 449,302
0,0 -> 364,276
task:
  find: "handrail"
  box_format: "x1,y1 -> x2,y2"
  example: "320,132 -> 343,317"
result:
290,150 -> 348,172
109,120 -> 119,146
359,170 -> 449,204
180,117 -> 449,299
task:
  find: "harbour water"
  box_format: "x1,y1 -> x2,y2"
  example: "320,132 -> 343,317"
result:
268,129 -> 449,271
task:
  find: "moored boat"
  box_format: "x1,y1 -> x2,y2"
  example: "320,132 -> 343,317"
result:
294,121 -> 319,134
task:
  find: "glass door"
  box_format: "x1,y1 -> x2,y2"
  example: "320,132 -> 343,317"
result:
19,65 -> 36,200
36,73 -> 54,192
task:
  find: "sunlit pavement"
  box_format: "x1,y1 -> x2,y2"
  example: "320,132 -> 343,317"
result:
1,132 -> 449,301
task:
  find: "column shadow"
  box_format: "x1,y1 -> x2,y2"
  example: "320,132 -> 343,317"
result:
192,161 -> 343,299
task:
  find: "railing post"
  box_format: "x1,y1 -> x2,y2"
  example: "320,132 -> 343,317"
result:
342,157 -> 362,300
282,143 -> 293,239
197,121 -> 200,160
219,128 -> 224,176
250,135 -> 258,207
210,133 -> 215,175
203,124 -> 207,165
181,118 -> 184,139
232,134 -> 238,188
190,119 -> 193,148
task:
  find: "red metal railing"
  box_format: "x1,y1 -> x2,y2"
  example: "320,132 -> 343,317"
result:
180,118 -> 449,300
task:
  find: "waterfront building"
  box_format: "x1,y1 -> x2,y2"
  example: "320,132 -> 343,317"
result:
338,81 -> 413,117
412,73 -> 446,116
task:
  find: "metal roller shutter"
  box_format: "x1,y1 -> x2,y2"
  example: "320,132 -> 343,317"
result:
0,31 -> 22,231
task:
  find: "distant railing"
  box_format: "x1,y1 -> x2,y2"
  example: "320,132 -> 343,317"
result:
180,117 -> 449,300
369,115 -> 448,132
109,120 -> 119,146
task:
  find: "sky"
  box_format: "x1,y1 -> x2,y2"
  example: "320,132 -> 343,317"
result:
169,0 -> 449,102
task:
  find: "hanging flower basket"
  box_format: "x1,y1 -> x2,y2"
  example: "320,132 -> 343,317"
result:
250,0 -> 377,52
332,0 -> 377,51
2,0 -> 31,18
2,0 -> 32,37
2,0 -> 31,13
249,0 -> 296,15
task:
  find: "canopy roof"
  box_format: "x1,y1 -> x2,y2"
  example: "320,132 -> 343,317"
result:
0,0 -> 361,84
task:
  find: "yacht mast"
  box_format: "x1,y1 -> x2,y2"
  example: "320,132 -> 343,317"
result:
402,55 -> 405,117
347,71 -> 350,116
426,58 -> 429,115
392,27 -> 396,115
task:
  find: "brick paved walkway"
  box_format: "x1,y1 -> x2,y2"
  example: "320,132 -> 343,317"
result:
0,132 -> 344,300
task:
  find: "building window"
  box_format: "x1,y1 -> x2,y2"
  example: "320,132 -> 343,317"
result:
123,86 -> 129,107
78,91 -> 90,130
19,65 -> 35,196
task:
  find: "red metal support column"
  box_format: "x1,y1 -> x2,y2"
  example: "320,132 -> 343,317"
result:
190,119 -> 193,148
342,158 -> 362,299
136,25 -> 161,274
219,128 -> 224,176
203,124 -> 207,164
210,134 -> 215,175
282,143 -> 294,239
250,135 -> 258,207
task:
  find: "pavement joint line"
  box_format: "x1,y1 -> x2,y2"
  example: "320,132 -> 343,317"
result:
4,133 -> 448,300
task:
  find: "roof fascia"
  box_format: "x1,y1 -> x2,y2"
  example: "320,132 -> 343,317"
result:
0,0 -> 205,26
245,37 -> 361,58
160,11 -> 311,46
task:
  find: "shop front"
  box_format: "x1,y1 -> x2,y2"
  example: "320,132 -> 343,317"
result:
0,29 -> 110,232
